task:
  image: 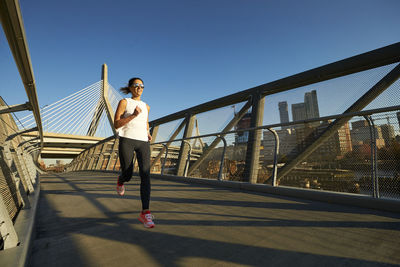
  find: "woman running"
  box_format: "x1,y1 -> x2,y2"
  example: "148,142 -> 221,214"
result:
114,77 -> 154,228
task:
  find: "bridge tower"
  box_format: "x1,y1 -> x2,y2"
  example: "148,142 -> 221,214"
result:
87,64 -> 116,136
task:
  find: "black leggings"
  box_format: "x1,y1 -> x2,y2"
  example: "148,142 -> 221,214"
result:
118,137 -> 151,210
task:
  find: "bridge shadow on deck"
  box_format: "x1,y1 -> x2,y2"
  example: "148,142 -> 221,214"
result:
30,171 -> 400,267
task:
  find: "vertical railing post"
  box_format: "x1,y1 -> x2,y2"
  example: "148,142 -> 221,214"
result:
88,145 -> 101,170
364,115 -> 379,198
95,143 -> 108,170
183,140 -> 192,177
176,114 -> 196,176
106,139 -> 119,170
9,144 -> 34,193
244,92 -> 265,183
217,135 -> 227,181
0,194 -> 19,249
149,124 -> 159,152
161,144 -> 169,175
76,150 -> 88,170
113,154 -> 119,171
83,148 -> 94,170
267,128 -> 280,186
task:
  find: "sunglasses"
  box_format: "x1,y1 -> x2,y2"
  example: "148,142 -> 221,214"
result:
132,83 -> 144,89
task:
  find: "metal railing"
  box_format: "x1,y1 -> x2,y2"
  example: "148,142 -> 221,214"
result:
66,104 -> 400,200
66,41 -> 400,204
0,0 -> 42,250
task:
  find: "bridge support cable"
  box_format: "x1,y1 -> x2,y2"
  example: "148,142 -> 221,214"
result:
277,63 -> 400,181
20,81 -> 101,132
16,77 -> 122,138
18,81 -> 102,127
47,83 -> 101,131
187,99 -> 252,176
55,97 -> 103,135
50,84 -> 102,134
87,96 -> 106,136
107,83 -> 122,111
68,90 -> 103,136
37,82 -> 100,128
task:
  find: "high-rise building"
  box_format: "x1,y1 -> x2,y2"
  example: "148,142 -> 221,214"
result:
278,101 -> 289,128
294,121 -> 352,160
292,103 -> 307,122
304,90 -> 320,119
337,122 -> 353,154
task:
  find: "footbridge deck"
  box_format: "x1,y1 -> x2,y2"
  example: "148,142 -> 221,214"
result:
30,171 -> 400,267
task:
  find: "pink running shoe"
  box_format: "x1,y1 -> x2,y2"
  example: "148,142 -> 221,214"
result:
138,211 -> 155,228
116,183 -> 125,196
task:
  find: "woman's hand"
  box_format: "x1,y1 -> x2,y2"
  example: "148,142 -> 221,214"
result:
148,133 -> 152,142
133,106 -> 142,116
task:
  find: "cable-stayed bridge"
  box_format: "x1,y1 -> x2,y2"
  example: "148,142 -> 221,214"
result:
1,1 -> 400,266
15,69 -> 205,160
19,80 -> 119,138
16,71 -> 120,158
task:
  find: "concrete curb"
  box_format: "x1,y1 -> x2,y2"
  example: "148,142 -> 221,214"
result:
0,179 -> 41,267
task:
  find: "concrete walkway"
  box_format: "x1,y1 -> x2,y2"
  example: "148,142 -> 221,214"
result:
30,171 -> 400,267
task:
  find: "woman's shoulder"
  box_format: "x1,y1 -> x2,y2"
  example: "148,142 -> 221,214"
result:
139,100 -> 148,106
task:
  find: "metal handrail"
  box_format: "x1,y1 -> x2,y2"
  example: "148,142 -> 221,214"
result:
183,141 -> 192,177
266,128 -> 279,186
144,104 -> 400,190
216,135 -> 227,181
364,115 -> 380,198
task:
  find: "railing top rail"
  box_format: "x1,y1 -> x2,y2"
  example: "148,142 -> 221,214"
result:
150,43 -> 400,126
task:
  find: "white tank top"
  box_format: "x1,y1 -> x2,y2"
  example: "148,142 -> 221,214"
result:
116,98 -> 149,141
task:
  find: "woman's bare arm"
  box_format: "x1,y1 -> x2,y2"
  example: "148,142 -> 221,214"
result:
114,99 -> 141,129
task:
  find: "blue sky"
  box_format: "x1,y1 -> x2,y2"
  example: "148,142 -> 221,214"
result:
1,0 -> 400,132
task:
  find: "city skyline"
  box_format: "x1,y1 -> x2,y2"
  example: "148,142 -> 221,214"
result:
279,90 -> 320,125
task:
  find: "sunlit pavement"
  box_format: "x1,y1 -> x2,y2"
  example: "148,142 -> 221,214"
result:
30,171 -> 400,267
